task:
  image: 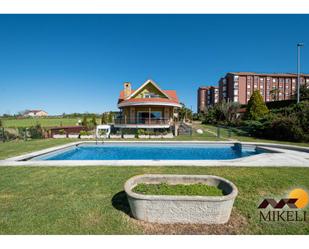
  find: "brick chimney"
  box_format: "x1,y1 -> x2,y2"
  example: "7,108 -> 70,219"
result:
123,82 -> 132,98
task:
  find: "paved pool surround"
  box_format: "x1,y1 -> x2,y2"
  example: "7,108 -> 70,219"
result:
1,141 -> 309,167
125,174 -> 238,224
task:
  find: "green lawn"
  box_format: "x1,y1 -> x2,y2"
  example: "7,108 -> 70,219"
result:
0,139 -> 78,159
0,166 -> 308,234
1,117 -> 100,128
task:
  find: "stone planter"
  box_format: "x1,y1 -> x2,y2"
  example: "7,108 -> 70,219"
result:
80,135 -> 94,139
110,134 -> 122,139
123,134 -> 135,139
125,174 -> 238,224
162,133 -> 174,139
138,135 -> 150,139
53,134 -> 67,138
68,134 -> 79,139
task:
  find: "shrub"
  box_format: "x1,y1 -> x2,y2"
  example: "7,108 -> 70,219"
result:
245,90 -> 269,120
79,130 -> 91,136
28,124 -> 43,139
137,129 -> 145,136
267,116 -> 304,141
202,100 -> 240,125
58,129 -> 66,135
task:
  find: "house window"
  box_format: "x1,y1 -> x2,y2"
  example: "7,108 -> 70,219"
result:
273,79 -> 276,83
234,75 -> 239,80
137,111 -> 162,123
234,96 -> 238,102
234,90 -> 238,95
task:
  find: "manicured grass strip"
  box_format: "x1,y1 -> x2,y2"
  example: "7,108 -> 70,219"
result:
0,167 -> 308,234
133,183 -> 224,196
0,139 -> 78,159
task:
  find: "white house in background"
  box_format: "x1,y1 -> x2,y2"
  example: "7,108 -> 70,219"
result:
23,110 -> 48,117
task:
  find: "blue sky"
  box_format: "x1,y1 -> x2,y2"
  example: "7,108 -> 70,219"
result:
0,14 -> 308,115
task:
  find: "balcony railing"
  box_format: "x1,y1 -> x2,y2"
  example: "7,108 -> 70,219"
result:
114,117 -> 170,125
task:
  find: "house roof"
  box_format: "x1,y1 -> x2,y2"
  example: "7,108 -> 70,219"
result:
24,110 -> 46,114
118,80 -> 181,107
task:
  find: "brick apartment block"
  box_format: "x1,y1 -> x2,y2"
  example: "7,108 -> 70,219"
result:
197,86 -> 219,113
219,72 -> 309,105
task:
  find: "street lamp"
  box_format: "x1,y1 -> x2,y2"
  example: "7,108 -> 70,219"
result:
297,43 -> 304,103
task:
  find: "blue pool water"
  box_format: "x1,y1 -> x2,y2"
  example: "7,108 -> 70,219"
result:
32,143 -> 267,161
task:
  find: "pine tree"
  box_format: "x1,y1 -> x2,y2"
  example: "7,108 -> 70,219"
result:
245,90 -> 269,120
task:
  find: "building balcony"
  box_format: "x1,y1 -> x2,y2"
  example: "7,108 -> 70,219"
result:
114,117 -> 172,128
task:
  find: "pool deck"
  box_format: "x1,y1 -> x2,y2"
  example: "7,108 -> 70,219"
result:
0,140 -> 309,167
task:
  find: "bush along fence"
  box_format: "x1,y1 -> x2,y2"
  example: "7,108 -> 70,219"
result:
0,125 -> 45,142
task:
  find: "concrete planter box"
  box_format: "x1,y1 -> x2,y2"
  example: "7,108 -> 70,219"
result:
110,134 -> 122,139
68,134 -> 79,139
125,174 -> 238,224
123,134 -> 135,139
162,133 -> 174,139
80,135 -> 94,139
53,134 -> 67,138
138,135 -> 150,139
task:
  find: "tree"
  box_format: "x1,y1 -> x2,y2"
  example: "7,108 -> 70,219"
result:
101,113 -> 107,124
0,119 -> 2,127
292,84 -> 309,100
82,116 -> 88,127
245,90 -> 269,120
202,100 -> 240,125
91,115 -> 97,126
178,103 -> 192,121
107,112 -> 113,123
269,88 -> 279,101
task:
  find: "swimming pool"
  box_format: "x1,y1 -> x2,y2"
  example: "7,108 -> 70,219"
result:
30,143 -> 268,161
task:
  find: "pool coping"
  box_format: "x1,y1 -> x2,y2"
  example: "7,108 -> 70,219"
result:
1,140 -> 309,167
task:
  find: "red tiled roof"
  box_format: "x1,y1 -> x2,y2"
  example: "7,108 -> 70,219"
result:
118,90 -> 179,105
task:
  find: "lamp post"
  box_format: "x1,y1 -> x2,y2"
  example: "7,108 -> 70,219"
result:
297,43 -> 304,103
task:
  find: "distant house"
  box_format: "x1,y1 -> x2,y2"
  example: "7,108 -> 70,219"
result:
23,110 -> 48,117
115,79 -> 182,129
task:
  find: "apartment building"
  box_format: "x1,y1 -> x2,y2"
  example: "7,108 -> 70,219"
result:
197,86 -> 219,113
219,72 -> 309,105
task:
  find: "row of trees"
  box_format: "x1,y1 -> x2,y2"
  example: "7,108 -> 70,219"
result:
80,112 -> 114,130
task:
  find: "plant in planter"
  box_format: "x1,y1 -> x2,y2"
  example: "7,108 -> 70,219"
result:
137,129 -> 149,139
125,174 -> 238,224
79,130 -> 93,139
53,129 -> 67,138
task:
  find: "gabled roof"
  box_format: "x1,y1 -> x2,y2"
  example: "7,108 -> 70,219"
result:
118,79 -> 181,108
126,79 -> 171,100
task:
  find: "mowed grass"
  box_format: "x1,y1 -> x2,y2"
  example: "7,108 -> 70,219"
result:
1,117 -> 101,128
1,117 -> 79,128
0,166 -> 308,234
0,139 -> 78,159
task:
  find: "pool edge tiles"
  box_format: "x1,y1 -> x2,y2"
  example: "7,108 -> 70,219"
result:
2,141 -> 308,167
